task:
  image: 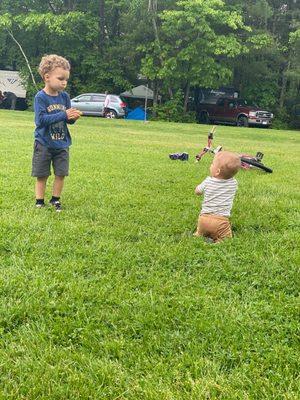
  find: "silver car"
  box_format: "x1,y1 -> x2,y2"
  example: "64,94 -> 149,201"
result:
70,93 -> 126,118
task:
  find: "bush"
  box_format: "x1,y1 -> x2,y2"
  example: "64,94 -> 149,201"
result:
272,107 -> 292,130
151,90 -> 196,123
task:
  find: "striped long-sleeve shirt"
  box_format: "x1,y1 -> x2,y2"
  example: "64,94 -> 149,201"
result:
195,176 -> 238,217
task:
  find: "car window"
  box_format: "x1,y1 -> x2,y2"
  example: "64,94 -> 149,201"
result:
237,99 -> 257,107
77,95 -> 92,102
109,96 -> 120,102
217,99 -> 225,106
92,95 -> 106,102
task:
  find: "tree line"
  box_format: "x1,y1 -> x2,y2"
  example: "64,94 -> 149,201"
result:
0,0 -> 299,126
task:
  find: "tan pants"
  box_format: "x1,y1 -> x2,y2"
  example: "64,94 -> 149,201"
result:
195,213 -> 232,243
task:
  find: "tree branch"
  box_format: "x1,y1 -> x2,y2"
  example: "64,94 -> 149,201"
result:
48,1 -> 57,14
6,29 -> 38,89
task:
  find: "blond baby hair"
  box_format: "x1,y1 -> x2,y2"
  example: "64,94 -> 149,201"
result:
215,151 -> 241,179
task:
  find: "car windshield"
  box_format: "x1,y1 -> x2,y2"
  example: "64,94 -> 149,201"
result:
237,99 -> 258,107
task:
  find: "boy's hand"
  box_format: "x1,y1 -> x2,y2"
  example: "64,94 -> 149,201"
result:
66,108 -> 82,121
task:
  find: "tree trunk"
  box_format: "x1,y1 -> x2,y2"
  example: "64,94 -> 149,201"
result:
148,0 -> 164,67
63,0 -> 74,11
48,1 -> 57,13
111,7 -> 120,38
183,82 -> 190,113
152,80 -> 159,117
279,60 -> 290,109
99,0 -> 105,50
148,1 -> 163,112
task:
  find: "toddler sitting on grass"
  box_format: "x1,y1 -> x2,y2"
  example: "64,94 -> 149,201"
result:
194,151 -> 241,243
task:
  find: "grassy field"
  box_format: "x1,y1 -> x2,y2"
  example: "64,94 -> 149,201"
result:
0,110 -> 299,399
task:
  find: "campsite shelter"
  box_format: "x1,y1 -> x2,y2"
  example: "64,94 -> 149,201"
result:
120,85 -> 162,120
120,85 -> 161,109
120,85 -> 154,100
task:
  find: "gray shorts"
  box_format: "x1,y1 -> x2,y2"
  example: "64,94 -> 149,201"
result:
31,140 -> 69,177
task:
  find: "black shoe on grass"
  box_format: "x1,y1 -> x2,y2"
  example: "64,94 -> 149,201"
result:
35,199 -> 45,208
50,200 -> 62,212
169,152 -> 189,161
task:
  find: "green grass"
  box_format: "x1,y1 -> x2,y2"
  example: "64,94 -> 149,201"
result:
0,110 -> 299,399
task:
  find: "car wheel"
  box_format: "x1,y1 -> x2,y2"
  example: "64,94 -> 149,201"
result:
105,110 -> 117,119
237,115 -> 249,127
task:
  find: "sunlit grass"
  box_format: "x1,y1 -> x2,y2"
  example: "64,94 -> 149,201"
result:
0,110 -> 299,399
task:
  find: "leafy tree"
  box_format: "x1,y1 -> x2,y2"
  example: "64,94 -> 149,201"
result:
140,0 -> 251,111
0,0 -> 298,125
231,0 -> 300,118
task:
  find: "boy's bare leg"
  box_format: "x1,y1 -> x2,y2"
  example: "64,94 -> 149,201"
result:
52,175 -> 65,197
35,177 -> 48,199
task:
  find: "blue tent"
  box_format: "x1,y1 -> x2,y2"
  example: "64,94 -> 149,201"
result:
125,106 -> 146,121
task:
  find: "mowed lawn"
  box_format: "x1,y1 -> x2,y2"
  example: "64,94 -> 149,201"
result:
0,109 -> 299,399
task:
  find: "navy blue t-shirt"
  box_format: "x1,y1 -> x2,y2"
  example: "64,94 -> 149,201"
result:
34,90 -> 74,149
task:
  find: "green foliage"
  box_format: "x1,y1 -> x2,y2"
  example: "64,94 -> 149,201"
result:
0,13 -> 12,29
242,77 -> 279,110
272,107 -> 292,130
245,32 -> 273,49
247,0 -> 273,28
0,0 -> 299,127
232,0 -> 300,127
140,0 -> 250,91
289,28 -> 300,44
151,90 -> 195,123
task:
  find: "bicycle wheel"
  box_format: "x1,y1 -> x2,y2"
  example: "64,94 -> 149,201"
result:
240,157 -> 273,173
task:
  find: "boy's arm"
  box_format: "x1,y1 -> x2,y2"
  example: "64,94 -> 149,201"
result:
195,178 -> 207,195
65,93 -> 81,124
35,96 -> 67,126
66,93 -> 75,124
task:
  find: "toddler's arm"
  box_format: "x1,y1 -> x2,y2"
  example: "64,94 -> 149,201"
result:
195,178 -> 207,195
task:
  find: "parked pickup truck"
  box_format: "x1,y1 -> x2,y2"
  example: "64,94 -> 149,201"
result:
196,98 -> 274,127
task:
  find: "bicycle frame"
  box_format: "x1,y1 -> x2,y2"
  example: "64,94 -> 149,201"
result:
195,126 -> 222,161
195,126 -> 273,173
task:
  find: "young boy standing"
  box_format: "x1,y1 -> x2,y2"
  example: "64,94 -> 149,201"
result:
194,151 -> 241,243
32,54 -> 81,211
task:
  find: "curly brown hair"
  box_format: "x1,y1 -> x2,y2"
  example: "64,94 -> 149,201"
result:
38,54 -> 70,79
